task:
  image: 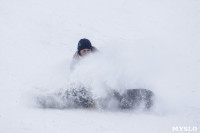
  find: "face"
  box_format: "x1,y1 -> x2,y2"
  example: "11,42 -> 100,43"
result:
79,49 -> 91,56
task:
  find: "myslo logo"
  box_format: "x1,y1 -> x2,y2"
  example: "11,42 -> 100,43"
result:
172,126 -> 198,132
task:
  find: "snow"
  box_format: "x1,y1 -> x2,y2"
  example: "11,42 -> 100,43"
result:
0,0 -> 200,132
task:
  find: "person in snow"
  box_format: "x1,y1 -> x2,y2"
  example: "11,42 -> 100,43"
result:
70,38 -> 98,70
68,38 -> 154,109
37,39 -> 154,109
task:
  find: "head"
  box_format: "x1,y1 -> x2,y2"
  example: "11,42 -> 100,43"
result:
77,38 -> 93,56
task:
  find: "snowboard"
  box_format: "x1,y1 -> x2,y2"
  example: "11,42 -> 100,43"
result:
36,88 -> 154,110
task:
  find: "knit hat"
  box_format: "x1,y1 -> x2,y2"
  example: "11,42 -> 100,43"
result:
77,38 -> 92,52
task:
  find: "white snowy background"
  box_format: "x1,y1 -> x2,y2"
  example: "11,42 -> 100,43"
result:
0,0 -> 200,132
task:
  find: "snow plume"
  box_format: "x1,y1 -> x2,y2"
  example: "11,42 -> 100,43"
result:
68,45 -> 155,97
33,43 -> 157,111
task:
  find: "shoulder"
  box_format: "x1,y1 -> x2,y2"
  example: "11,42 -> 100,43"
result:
73,51 -> 81,60
91,46 -> 99,52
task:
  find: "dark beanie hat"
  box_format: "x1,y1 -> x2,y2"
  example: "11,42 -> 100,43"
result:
77,38 -> 92,52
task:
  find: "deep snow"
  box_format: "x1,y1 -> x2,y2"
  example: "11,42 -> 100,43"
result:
0,0 -> 200,133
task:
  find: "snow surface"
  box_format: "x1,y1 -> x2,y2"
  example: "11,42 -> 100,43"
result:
0,0 -> 200,132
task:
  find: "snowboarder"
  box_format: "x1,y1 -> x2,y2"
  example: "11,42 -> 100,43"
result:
67,38 -> 154,110
37,38 -> 154,110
